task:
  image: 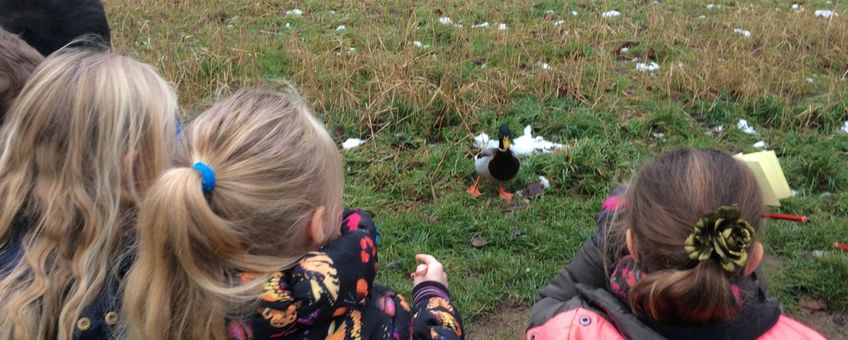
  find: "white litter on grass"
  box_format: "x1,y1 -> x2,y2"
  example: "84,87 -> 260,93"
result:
286,9 -> 303,16
497,23 -> 508,31
571,11 -> 579,16
511,126 -> 565,156
713,125 -> 725,133
412,40 -> 430,48
635,61 -> 660,72
553,19 -> 566,26
341,138 -> 366,150
806,77 -> 815,83
538,176 -> 551,189
602,10 -> 621,18
815,10 -> 837,18
438,17 -> 454,25
791,189 -> 799,197
334,47 -> 356,56
472,22 -> 490,29
285,22 -> 292,29
538,62 -> 551,70
545,9 -> 555,15
473,133 -> 499,150
335,25 -> 347,31
733,28 -> 752,37
707,4 -> 717,9
791,4 -> 801,10
841,121 -> 848,133
698,15 -> 707,19
753,141 -> 768,149
620,47 -> 630,53
736,119 -> 757,134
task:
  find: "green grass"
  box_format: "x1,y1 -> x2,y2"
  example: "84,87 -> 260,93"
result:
105,0 -> 848,330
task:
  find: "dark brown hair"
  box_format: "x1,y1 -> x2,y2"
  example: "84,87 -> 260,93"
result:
614,148 -> 763,324
0,27 -> 42,117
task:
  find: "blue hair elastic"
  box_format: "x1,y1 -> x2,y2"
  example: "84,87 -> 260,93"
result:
191,162 -> 216,194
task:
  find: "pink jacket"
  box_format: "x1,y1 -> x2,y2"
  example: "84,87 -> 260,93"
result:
526,308 -> 825,340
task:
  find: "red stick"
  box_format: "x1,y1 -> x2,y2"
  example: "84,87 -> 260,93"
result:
763,212 -> 809,223
835,242 -> 848,252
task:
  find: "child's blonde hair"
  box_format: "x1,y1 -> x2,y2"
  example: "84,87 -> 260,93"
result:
608,148 -> 763,324
122,89 -> 343,340
0,48 -> 177,339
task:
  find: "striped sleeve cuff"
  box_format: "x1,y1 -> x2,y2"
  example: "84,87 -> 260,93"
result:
412,281 -> 451,308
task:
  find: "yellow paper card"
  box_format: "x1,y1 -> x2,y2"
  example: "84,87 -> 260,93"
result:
734,150 -> 791,206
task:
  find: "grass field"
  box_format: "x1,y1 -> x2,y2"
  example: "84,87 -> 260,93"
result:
104,0 -> 848,336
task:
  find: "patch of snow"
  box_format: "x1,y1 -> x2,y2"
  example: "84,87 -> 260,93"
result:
473,133 -> 499,150
537,62 -> 551,70
791,4 -> 801,10
620,47 -> 630,53
712,125 -> 725,134
841,121 -> 848,134
412,41 -> 430,48
753,141 -> 768,149
736,119 -> 757,134
335,47 -> 356,56
553,19 -> 566,26
285,22 -> 292,29
539,176 -> 551,189
341,138 -> 365,150
791,189 -> 799,197
733,28 -> 752,37
815,10 -> 837,18
286,9 -> 303,16
438,17 -> 454,25
635,61 -> 660,72
571,11 -> 579,16
602,10 -> 621,18
707,4 -> 719,9
497,23 -> 508,31
471,22 -> 490,29
335,25 -> 346,31
545,9 -> 555,15
806,77 -> 815,83
511,126 -> 565,156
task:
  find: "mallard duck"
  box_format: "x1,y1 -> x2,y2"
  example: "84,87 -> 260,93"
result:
467,125 -> 520,200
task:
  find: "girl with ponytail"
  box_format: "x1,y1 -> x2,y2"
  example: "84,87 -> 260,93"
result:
122,89 -> 464,340
528,148 -> 824,339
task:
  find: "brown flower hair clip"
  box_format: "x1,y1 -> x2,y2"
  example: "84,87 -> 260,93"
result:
684,205 -> 755,272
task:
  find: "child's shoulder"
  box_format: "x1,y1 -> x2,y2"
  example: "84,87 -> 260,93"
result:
758,315 -> 826,340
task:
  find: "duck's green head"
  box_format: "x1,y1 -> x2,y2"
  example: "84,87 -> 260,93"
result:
498,125 -> 511,150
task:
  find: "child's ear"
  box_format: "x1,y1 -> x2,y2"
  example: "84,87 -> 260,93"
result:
626,228 -> 638,260
308,206 -> 328,246
743,242 -> 764,277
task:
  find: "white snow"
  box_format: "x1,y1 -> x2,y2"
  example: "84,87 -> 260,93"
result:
736,119 -> 757,134
539,176 -> 551,189
791,4 -> 801,10
553,19 -> 566,26
438,17 -> 454,25
733,28 -> 752,37
841,121 -> 848,134
815,10 -> 837,18
707,4 -> 719,9
545,10 -> 555,15
511,126 -> 565,156
412,40 -> 430,48
472,22 -> 490,28
497,23 -> 508,31
620,47 -> 629,53
571,11 -> 579,16
285,9 -> 303,16
806,77 -> 815,83
473,133 -> 499,150
635,61 -> 660,72
341,138 -> 366,150
753,141 -> 768,149
285,22 -> 292,29
335,25 -> 347,31
538,62 -> 551,70
602,10 -> 621,18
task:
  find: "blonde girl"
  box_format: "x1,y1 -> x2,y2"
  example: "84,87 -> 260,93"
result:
0,47 -> 177,339
123,89 -> 464,340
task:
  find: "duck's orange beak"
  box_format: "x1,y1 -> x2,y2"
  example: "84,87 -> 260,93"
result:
502,136 -> 511,150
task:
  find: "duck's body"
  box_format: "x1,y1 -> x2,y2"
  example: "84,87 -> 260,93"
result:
468,125 -> 520,200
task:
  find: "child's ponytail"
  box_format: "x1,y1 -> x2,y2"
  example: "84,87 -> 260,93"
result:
122,89 -> 344,339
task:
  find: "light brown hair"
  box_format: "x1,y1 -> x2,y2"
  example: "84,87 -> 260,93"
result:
0,27 -> 42,117
609,148 -> 763,324
122,89 -> 343,339
0,48 -> 177,339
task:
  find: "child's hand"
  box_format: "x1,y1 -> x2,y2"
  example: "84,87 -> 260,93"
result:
411,254 -> 448,288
